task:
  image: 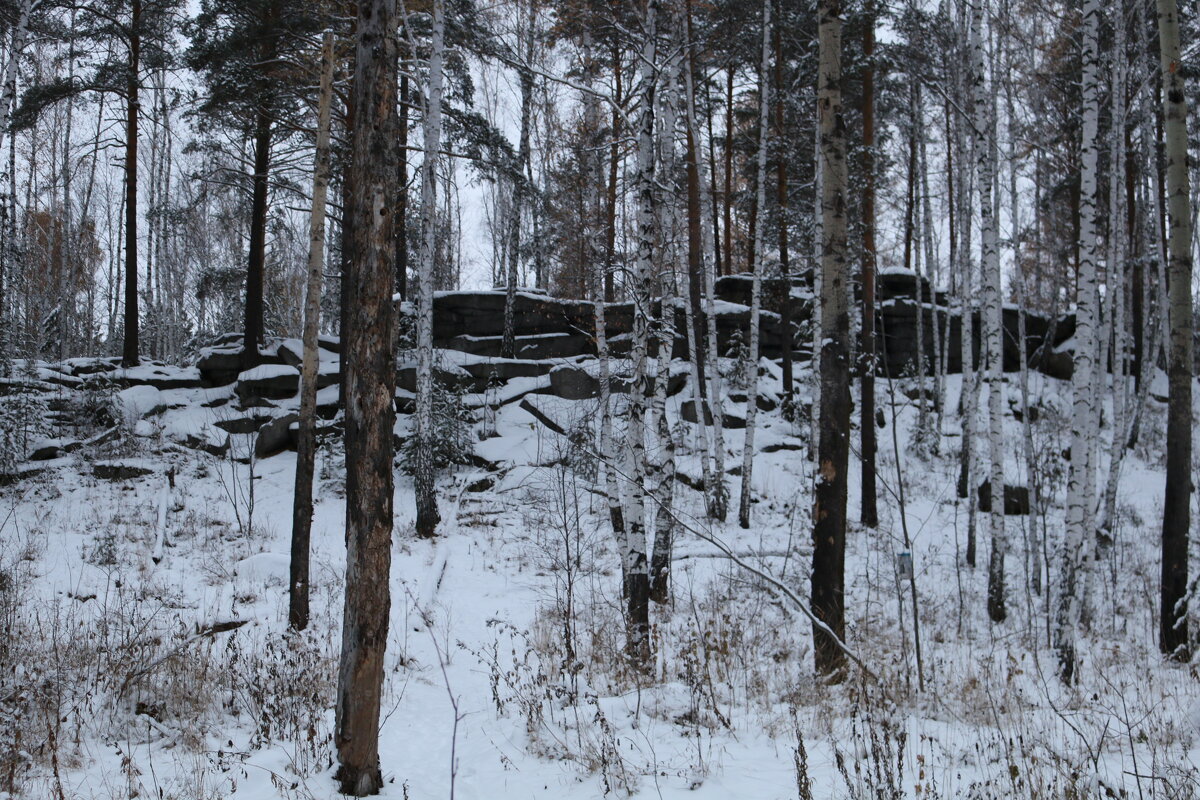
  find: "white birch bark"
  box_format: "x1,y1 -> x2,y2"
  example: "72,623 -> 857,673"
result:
1056,0 -> 1102,680
415,0 -> 446,538
971,4 -> 1006,623
920,111 -> 942,440
680,31 -> 717,518
580,29 -> 627,549
1099,0 -> 1128,544
624,0 -> 657,665
738,0 -> 771,529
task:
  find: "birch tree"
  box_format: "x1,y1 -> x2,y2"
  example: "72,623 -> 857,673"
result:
414,0 -> 446,539
738,0 -> 770,530
623,0 -> 657,668
289,29 -> 334,633
1056,0 -> 1102,681
971,2 -> 1006,623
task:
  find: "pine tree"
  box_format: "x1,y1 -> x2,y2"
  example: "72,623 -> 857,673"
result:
334,0 -> 398,792
15,0 -> 182,366
812,0 -> 850,679
187,0 -> 321,370
1156,0 -> 1192,661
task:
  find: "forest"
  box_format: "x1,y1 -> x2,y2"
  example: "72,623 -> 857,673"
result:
0,0 -> 1198,797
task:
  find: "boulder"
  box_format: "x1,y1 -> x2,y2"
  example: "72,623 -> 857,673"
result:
94,460 -> 155,481
109,365 -> 203,390
28,438 -> 77,461
255,413 -> 299,458
213,412 -> 275,434
116,385 -> 167,421
680,399 -> 746,429
455,358 -> 556,390
396,362 -> 473,393
977,481 -> 1031,515
548,365 -> 599,400
0,458 -> 64,485
196,347 -> 243,386
236,364 -> 300,401
178,431 -> 230,457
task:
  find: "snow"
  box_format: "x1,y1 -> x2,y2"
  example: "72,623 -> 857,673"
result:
116,384 -> 165,420
2,353 -> 1198,799
238,363 -> 300,382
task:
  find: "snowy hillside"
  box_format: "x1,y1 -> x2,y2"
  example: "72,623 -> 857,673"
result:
1,345 -> 1197,800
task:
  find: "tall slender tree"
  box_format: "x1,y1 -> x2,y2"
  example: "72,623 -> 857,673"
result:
414,0 -> 447,539
1156,0 -> 1192,661
334,0 -> 398,792
289,30 -> 335,632
1057,0 -> 1102,681
812,0 -> 850,679
738,0 -> 770,530
859,4 -> 878,529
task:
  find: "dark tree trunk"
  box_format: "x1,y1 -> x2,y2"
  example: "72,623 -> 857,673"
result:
121,0 -> 140,368
334,0 -> 398,792
604,50 -> 621,303
723,65 -> 734,275
1157,0 -> 1192,661
813,0 -> 850,679
242,109 -> 271,372
859,12 -> 877,529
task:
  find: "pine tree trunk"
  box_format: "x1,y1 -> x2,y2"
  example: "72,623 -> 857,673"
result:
415,0 -> 446,539
737,0 -> 770,530
604,54 -> 622,303
812,0 -> 850,679
1056,0 -> 1103,681
501,6 -> 536,360
859,9 -> 878,529
121,0 -> 140,368
242,108 -> 272,372
1157,0 -> 1193,661
290,31 -> 334,633
335,0 -> 398,791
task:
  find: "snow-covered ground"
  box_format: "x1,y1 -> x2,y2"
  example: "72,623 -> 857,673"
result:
2,356 -> 1199,799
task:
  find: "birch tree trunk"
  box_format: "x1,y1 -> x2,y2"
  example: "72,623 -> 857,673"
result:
289,30 -> 335,633
971,4 -> 1006,623
1156,0 -> 1193,660
624,0 -> 658,669
738,0 -> 771,530
335,0 -> 398,791
680,11 -> 717,517
583,30 -> 626,553
649,26 -> 679,604
812,0 -> 850,679
1056,0 -> 1102,681
1099,0 -> 1128,545
415,0 -> 446,539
